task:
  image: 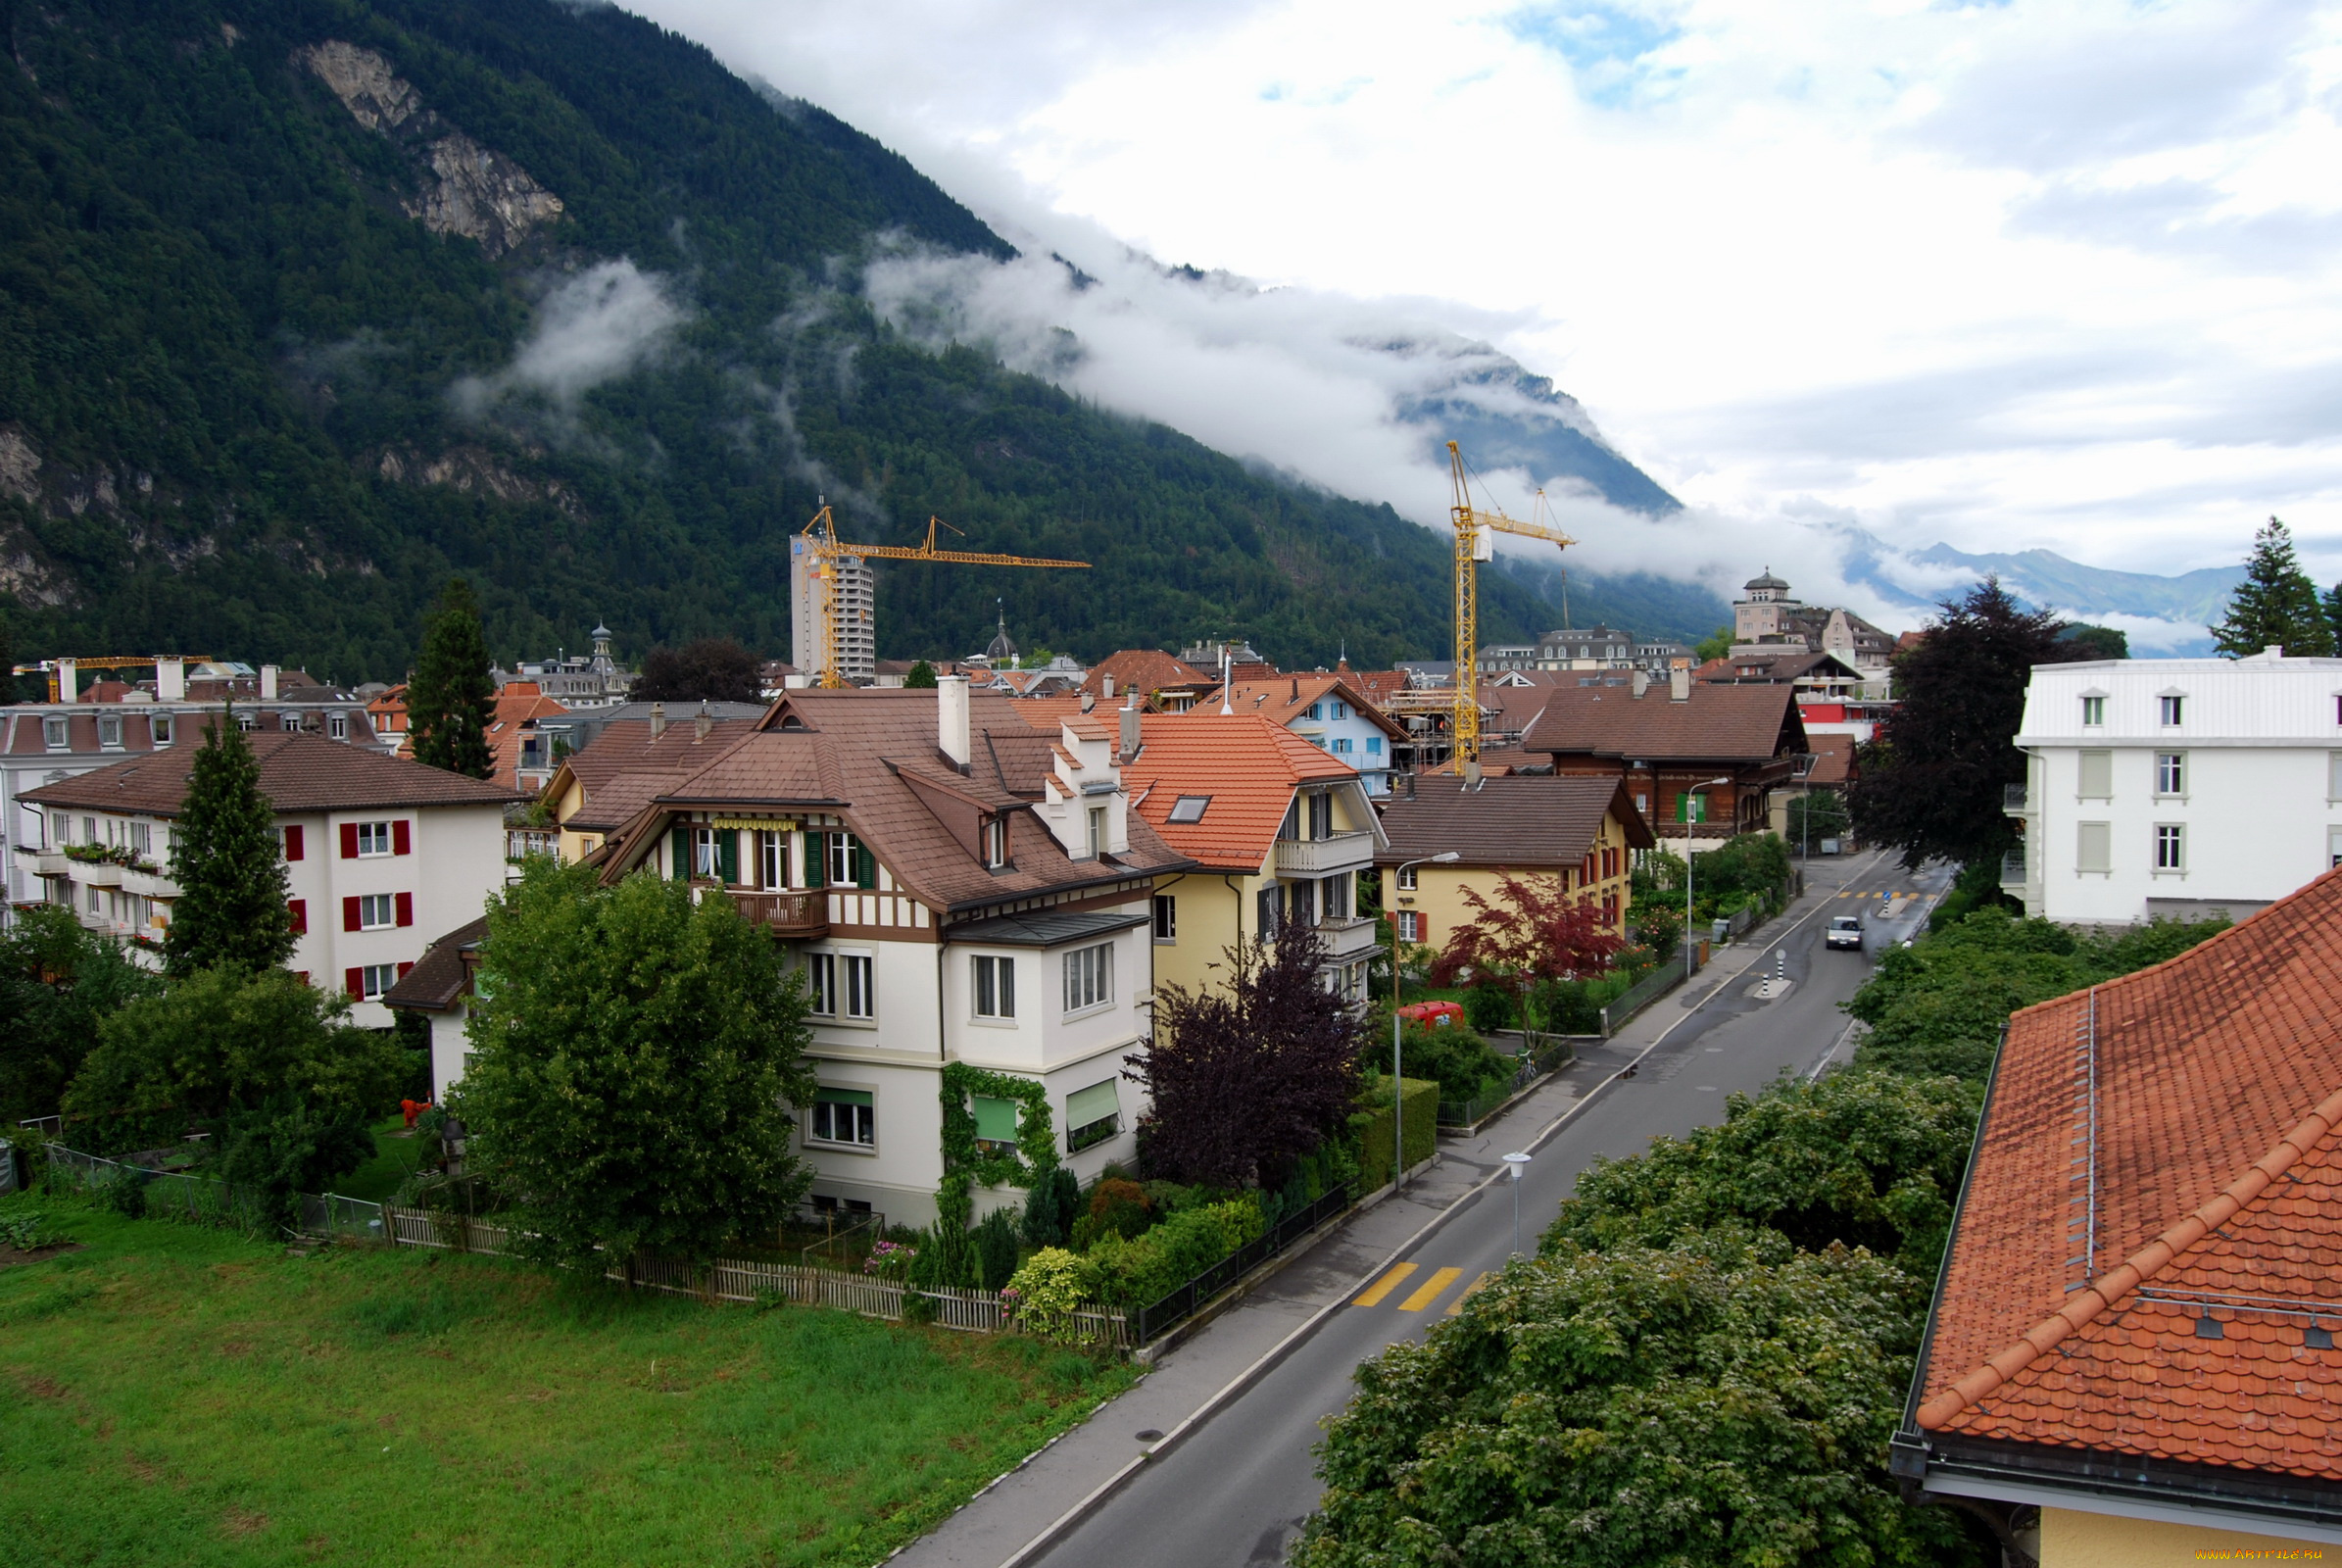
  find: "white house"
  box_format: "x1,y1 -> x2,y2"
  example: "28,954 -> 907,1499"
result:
2007,648 -> 2342,925
18,725 -> 519,1025
402,680 -> 1195,1228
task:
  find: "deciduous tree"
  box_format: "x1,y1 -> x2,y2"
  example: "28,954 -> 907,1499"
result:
2211,517 -> 2334,658
1131,916 -> 1367,1188
164,710 -> 294,976
451,860 -> 819,1267
0,906 -> 163,1123
634,637 -> 762,704
1430,870 -> 1624,1038
1850,579 -> 2084,873
408,577 -> 496,778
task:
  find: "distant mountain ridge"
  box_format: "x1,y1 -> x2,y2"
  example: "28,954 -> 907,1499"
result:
1838,536 -> 2243,654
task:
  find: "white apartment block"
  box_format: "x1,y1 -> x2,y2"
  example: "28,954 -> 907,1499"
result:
789,534 -> 876,685
18,727 -> 518,1025
2007,649 -> 2342,925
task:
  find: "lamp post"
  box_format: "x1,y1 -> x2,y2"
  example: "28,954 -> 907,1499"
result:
1390,851 -> 1460,1191
1683,776 -> 1732,980
1502,1151 -> 1532,1255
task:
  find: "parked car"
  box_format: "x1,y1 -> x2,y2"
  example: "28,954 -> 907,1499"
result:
1825,914 -> 1865,952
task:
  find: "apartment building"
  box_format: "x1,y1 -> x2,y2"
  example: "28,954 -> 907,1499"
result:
1375,775 -> 1652,950
1214,675 -> 1409,796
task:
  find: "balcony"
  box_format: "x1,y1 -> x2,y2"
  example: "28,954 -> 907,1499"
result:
2003,782 -> 2031,814
76,859 -> 125,888
1273,830 -> 1376,875
1999,850 -> 2027,889
122,868 -> 182,899
12,847 -> 72,876
1315,913 -> 1380,961
728,889 -> 830,939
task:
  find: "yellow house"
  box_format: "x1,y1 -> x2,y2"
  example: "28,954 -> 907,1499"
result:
1121,712 -> 1388,1006
1372,774 -> 1654,954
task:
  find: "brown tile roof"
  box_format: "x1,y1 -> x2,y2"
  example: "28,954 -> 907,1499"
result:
1079,649 -> 1213,703
1122,713 -> 1363,872
1374,775 -> 1655,866
1332,665 -> 1413,708
382,916 -> 488,1012
1913,867 -> 2342,1483
611,688 -> 1191,913
1218,675 -> 1407,739
1805,737 -> 1854,787
1514,682 -> 1804,763
20,727 -> 521,814
554,716 -> 760,831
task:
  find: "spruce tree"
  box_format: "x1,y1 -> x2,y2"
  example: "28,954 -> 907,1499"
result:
408,577 -> 496,778
2210,517 -> 2334,658
2322,581 -> 2342,655
165,709 -> 294,976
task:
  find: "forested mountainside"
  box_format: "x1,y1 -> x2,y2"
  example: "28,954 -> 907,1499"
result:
0,0 -> 1707,679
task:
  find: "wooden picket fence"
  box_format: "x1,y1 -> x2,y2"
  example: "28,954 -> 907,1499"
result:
380,1204 -> 1129,1346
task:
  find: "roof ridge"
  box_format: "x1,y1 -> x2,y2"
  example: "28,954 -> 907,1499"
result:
1918,1080 -> 2342,1431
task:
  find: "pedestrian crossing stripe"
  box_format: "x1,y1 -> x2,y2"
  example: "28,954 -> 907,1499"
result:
1397,1267 -> 1464,1312
1353,1262 -> 1417,1306
1444,1272 -> 1492,1316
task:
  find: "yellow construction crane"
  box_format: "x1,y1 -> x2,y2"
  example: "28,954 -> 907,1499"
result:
1447,440 -> 1574,766
797,508 -> 1090,687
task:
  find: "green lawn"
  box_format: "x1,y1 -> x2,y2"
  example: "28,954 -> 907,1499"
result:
332,1115 -> 432,1203
0,1194 -> 1131,1566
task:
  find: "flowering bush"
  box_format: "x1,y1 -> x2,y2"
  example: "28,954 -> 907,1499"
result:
862,1239 -> 919,1280
1001,1248 -> 1103,1340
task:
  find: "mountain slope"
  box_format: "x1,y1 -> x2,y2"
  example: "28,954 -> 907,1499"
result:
0,0 -> 1689,676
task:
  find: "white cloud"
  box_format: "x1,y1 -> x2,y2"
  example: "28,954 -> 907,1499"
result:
455,259 -> 687,416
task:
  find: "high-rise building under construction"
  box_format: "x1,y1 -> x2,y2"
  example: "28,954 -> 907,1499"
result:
790,533 -> 875,684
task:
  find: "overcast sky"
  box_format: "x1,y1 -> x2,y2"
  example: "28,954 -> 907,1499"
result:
631,0 -> 2342,583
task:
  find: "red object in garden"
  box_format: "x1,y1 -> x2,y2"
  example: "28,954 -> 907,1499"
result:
1395,1001 -> 1464,1029
401,1099 -> 426,1128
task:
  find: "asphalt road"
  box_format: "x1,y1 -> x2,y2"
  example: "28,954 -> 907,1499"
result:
1035,850 -> 1949,1568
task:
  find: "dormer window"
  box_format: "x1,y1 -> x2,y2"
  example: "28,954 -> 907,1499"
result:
1085,807 -> 1106,859
984,815 -> 1008,868
42,717 -> 67,749
329,712 -> 349,741
152,713 -> 173,746
98,715 -> 122,749
2159,695 -> 2185,727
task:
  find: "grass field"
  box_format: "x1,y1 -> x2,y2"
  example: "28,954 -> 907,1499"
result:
0,1193 -> 1131,1566
332,1116 -> 432,1204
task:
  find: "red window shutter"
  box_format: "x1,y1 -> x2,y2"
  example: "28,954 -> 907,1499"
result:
284,824 -> 305,860
344,967 -> 364,998
340,822 -> 360,858
288,899 -> 307,935
396,960 -> 415,980
342,896 -> 362,932
395,891 -> 414,927
392,819 -> 412,856
294,971 -> 310,987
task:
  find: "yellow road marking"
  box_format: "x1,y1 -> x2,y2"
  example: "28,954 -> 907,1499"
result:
1353,1263 -> 1417,1306
1444,1271 -> 1493,1316
1397,1267 -> 1464,1312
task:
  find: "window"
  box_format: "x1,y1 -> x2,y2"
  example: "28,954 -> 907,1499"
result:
2330,753 -> 2342,803
1332,701 -> 1349,719
2155,824 -> 2185,871
1062,943 -> 1112,1012
971,1096 -> 1019,1154
41,717 -> 66,748
759,830 -> 786,888
2077,750 -> 2113,800
984,815 -> 1008,868
354,821 -> 393,858
1395,910 -> 1427,943
129,821 -> 151,856
2330,826 -> 2342,870
152,713 -> 172,746
82,816 -> 96,845
1066,1080 -> 1120,1152
1307,792 -> 1333,839
1366,737 -> 1382,756
2081,695 -> 2105,726
1304,702 -> 1323,720
1332,737 -> 1353,754
1319,873 -> 1350,920
280,824 -> 305,861
808,1089 -> 874,1148
98,715 -> 122,748
2159,694 -> 2184,726
353,963 -> 399,1002
236,712 -> 257,733
357,894 -> 396,930
843,955 -> 873,1018
826,832 -> 870,888
1395,863 -> 1418,891
1086,807 -> 1106,859
87,883 -> 100,913
692,826 -> 723,879
806,954 -> 836,1014
1167,796 -> 1211,823
2077,821 -> 2112,874
972,955 -> 1015,1018
2154,753 -> 2185,796
1152,894 -> 1177,942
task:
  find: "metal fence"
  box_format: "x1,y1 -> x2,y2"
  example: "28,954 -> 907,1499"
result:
1131,1182 -> 1352,1345
1437,1035 -> 1582,1128
1599,956 -> 1693,1037
45,1143 -> 278,1231
299,1192 -> 388,1242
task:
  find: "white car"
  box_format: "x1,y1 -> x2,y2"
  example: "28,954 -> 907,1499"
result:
1825,914 -> 1865,952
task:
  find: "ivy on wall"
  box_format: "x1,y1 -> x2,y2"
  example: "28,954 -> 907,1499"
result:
936,1062 -> 1059,1237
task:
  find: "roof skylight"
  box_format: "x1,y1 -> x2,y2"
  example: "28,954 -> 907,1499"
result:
1167,796 -> 1211,823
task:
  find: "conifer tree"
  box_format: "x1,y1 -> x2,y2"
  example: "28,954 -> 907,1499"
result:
2322,581 -> 2342,655
903,659 -> 938,688
2210,517 -> 2334,658
408,578 -> 496,778
165,709 -> 294,976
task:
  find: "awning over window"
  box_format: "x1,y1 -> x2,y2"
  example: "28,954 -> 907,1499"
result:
972,1095 -> 1018,1142
1066,1080 -> 1119,1128
816,1088 -> 872,1107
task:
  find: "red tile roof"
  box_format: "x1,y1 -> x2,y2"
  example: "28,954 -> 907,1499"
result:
20,727 -> 521,813
483,685 -> 569,793
1122,714 -> 1361,871
1217,675 -> 1407,739
1010,694 -> 1095,730
1914,867 -> 2342,1482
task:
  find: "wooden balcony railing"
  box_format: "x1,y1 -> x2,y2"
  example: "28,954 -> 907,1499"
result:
728,890 -> 829,939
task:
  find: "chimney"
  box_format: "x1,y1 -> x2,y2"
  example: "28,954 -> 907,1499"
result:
156,658 -> 186,703
1119,701 -> 1142,763
694,700 -> 712,741
1102,674 -> 1116,701
1290,677 -> 1299,701
260,663 -> 279,700
1631,669 -> 1649,699
649,702 -> 666,738
1670,666 -> 1690,703
1464,759 -> 1483,788
938,674 -> 971,770
56,658 -> 77,704
1080,690 -> 1096,712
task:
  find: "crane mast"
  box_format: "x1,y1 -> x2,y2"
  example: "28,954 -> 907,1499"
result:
797,508 -> 1091,687
1446,441 -> 1575,768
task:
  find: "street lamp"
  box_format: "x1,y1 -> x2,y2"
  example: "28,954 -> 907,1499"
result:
1390,851 -> 1460,1191
1683,776 -> 1732,980
1502,1151 -> 1532,1255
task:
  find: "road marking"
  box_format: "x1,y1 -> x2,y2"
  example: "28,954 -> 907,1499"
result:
1396,1267 -> 1463,1312
1353,1263 -> 1417,1306
1445,1272 -> 1492,1316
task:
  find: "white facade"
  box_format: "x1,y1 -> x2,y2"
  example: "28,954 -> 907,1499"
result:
2009,650 -> 2342,924
789,536 -> 875,685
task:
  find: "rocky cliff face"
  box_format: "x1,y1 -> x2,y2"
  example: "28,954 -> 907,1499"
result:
295,40 -> 561,257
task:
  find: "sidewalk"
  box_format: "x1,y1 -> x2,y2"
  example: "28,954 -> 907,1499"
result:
887,864 -> 1866,1568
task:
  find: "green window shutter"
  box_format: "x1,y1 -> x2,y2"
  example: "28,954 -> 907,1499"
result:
854,840 -> 876,889
971,1096 -> 1018,1143
718,829 -> 739,885
1066,1080 -> 1119,1128
801,831 -> 820,889
815,1088 -> 873,1107
670,826 -> 691,880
